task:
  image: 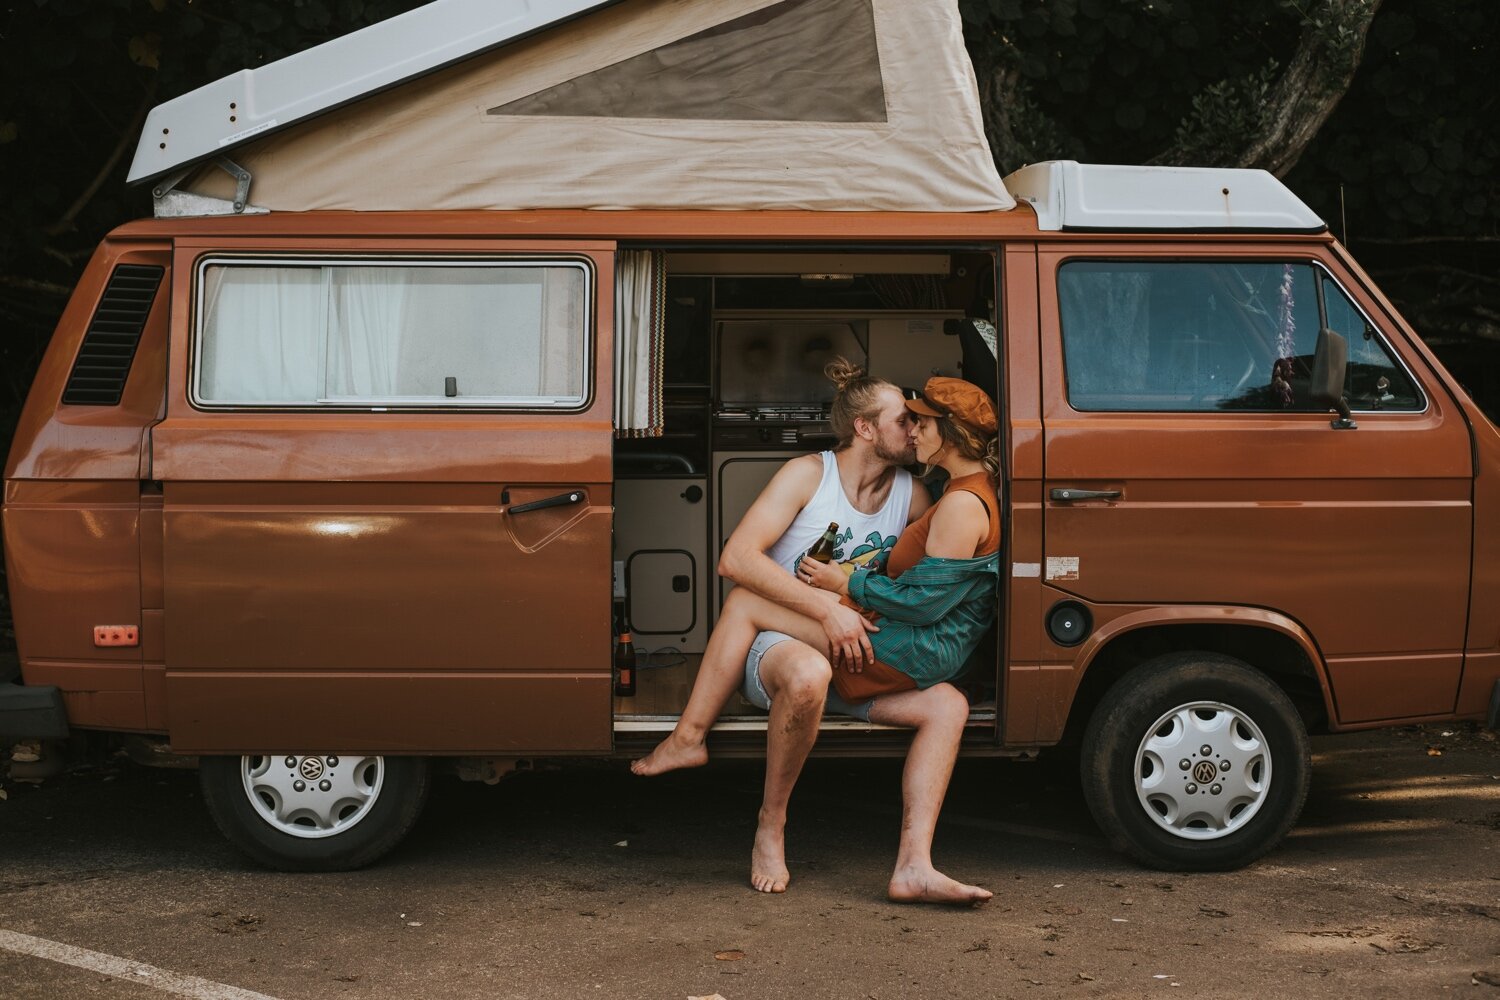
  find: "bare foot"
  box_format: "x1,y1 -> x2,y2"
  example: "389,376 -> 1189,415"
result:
630,733 -> 708,776
887,864 -> 992,906
750,822 -> 790,893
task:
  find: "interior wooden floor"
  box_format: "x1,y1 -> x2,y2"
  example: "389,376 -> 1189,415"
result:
613,653 -> 998,734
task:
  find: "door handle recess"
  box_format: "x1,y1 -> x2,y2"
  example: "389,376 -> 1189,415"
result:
1049,488 -> 1121,502
505,490 -> 585,514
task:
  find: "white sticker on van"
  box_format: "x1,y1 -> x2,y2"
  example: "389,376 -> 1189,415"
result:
218,118 -> 280,146
1045,556 -> 1080,582
1012,562 -> 1041,578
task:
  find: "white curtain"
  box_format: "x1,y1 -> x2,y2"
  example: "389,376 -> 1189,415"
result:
199,266 -> 324,402
614,250 -> 664,437
199,263 -> 586,405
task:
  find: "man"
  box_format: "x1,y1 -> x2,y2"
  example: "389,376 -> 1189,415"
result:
634,368 -> 991,905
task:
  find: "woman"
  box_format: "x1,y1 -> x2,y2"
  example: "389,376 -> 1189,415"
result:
635,374 -> 1002,903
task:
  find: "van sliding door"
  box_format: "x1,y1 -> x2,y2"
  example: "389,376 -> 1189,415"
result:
152,239 -> 616,755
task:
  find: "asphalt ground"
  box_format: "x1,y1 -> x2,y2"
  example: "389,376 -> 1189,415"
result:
1,725 -> 1496,1000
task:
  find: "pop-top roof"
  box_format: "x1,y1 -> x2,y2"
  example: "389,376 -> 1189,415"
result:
128,0 -> 619,186
1004,161 -> 1326,233
132,0 -> 1014,214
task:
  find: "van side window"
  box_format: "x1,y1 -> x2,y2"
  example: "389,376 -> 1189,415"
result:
1056,261 -> 1422,413
1320,276 -> 1422,411
194,259 -> 590,408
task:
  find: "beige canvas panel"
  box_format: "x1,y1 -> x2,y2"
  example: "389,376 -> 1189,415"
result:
187,0 -> 1010,213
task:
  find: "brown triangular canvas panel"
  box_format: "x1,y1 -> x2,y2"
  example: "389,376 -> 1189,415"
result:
489,0 -> 886,122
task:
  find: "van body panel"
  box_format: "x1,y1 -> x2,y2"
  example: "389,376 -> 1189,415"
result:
2,243 -> 169,732
1329,243 -> 1500,720
1000,243 -> 1044,743
1459,417 -> 1500,717
4,244 -> 170,483
1032,601 -> 1335,744
1038,242 -> 1474,728
149,240 -> 615,753
164,671 -> 610,755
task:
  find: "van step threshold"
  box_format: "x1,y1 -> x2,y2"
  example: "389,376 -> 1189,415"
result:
613,710 -> 997,734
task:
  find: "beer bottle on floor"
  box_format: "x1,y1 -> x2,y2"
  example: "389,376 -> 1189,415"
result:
806,521 -> 840,564
614,605 -> 636,697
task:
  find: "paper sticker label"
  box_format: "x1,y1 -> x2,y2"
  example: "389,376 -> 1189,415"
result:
1045,556 -> 1080,582
1012,562 -> 1041,578
219,118 -> 280,147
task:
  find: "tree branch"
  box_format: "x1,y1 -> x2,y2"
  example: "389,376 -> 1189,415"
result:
1238,0 -> 1383,175
1153,0 -> 1383,176
43,78 -> 157,238
0,275 -> 75,297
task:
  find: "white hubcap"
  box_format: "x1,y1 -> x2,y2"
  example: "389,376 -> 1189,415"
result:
1134,702 -> 1270,841
241,755 -> 384,839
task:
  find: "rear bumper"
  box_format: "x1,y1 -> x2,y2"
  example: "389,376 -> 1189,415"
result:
0,684 -> 70,741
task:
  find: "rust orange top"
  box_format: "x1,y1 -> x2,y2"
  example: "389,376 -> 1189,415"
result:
886,472 -> 1001,578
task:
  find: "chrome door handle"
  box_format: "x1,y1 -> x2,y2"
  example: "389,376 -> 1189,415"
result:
1049,488 -> 1121,502
505,490 -> 585,514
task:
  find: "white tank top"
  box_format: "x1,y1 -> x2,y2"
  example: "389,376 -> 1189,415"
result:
765,451 -> 913,578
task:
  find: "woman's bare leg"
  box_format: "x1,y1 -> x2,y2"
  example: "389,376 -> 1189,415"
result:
868,683 -> 992,905
632,588 -> 831,776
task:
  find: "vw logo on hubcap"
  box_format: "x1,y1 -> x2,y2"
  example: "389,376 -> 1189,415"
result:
298,757 -> 325,781
1192,760 -> 1218,784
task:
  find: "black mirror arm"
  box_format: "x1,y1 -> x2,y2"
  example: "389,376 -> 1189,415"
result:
1330,396 -> 1357,431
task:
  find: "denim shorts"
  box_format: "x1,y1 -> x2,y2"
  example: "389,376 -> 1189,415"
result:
742,630 -> 874,722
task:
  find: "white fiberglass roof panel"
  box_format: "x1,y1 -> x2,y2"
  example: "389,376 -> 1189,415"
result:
128,0 -> 620,185
1005,161 -> 1325,232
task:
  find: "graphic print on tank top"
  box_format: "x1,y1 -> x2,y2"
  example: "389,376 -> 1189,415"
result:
766,451 -> 912,582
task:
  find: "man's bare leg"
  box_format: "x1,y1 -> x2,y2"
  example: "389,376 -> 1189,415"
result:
868,684 -> 992,905
750,641 -> 831,892
631,589 -> 764,775
632,588 -> 832,776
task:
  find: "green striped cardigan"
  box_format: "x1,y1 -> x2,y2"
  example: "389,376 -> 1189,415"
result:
846,551 -> 1001,688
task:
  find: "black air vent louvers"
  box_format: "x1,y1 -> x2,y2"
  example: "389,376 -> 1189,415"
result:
61,264 -> 165,405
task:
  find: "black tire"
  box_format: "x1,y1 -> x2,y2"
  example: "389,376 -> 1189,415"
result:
199,754 -> 430,871
1080,652 -> 1310,871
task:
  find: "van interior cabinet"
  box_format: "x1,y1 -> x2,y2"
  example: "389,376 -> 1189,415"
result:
613,478 -> 709,654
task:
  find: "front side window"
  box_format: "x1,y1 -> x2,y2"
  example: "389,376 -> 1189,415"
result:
1056,260 -> 1422,413
195,259 -> 590,408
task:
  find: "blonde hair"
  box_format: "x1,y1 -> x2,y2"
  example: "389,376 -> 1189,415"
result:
825,357 -> 897,450
929,414 -> 1002,485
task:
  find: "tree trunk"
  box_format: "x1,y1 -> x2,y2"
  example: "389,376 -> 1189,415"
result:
1241,0 -> 1383,175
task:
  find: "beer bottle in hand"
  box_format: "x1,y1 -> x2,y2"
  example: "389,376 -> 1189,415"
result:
805,521 -> 840,564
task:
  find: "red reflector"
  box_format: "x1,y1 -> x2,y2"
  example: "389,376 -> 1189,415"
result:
93,625 -> 139,647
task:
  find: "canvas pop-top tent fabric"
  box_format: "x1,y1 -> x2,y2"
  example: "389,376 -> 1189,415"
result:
148,0 -> 1013,213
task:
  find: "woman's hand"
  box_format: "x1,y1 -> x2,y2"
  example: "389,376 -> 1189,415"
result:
797,556 -> 850,596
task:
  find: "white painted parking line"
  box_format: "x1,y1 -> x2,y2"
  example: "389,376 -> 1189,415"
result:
0,929 -> 283,1000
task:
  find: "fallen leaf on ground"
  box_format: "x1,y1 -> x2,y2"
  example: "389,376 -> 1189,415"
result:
0,789 -> 7,800
689,994 -> 729,1000
1472,971 -> 1500,987
1426,746 -> 1443,756
1077,972 -> 1095,981
714,950 -> 744,962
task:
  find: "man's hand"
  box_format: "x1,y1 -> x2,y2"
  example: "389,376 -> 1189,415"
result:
818,597 -> 879,671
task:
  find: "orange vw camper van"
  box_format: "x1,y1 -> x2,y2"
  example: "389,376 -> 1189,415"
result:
4,0 -> 1498,873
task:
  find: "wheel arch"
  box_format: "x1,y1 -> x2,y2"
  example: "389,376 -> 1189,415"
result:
1055,606 -> 1333,749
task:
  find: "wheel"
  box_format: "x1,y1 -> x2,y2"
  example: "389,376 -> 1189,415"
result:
1080,652 -> 1310,871
199,754 -> 430,871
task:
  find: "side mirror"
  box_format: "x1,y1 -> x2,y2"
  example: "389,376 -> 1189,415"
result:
1310,327 -> 1357,430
